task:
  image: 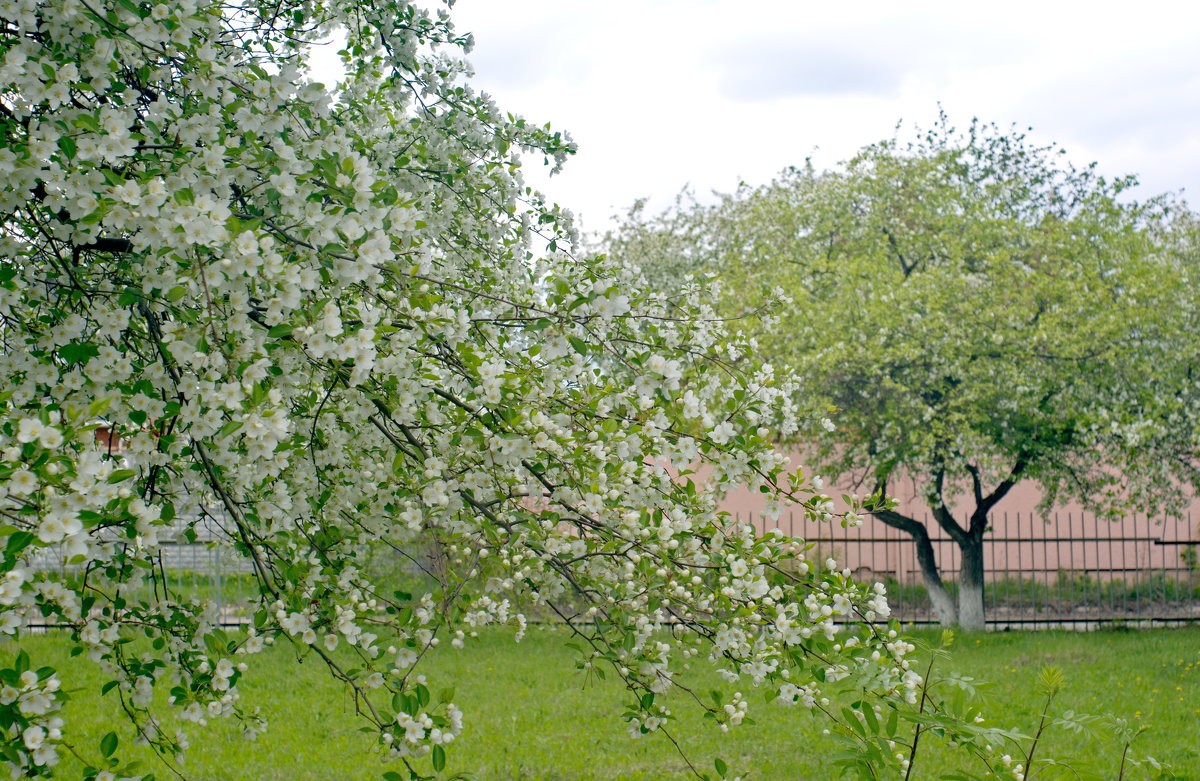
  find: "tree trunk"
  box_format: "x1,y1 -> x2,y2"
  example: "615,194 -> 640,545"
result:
914,530 -> 958,626
957,533 -> 986,631
877,510 -> 958,625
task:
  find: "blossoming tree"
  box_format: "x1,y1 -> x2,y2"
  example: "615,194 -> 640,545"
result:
0,0 -> 962,778
607,117 -> 1200,630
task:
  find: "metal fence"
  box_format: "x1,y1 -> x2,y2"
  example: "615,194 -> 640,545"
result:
27,510 -> 259,627
741,510 -> 1200,627
27,509 -> 445,628
25,509 -> 1200,629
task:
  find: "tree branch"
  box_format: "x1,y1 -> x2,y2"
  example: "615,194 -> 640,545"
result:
930,466 -> 969,546
969,451 -> 1031,536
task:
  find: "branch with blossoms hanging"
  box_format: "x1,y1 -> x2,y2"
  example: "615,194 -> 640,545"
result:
0,0 -> 1034,779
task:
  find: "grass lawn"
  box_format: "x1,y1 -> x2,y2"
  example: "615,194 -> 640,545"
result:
5,625 -> 1198,780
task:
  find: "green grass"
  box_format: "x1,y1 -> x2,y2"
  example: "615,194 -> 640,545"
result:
5,626 -> 1199,780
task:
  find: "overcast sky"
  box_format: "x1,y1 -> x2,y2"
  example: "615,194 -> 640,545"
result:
449,0 -> 1200,235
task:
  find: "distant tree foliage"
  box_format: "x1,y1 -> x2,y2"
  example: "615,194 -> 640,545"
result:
608,116 -> 1200,629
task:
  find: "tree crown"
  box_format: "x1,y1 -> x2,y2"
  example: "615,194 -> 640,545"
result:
609,116 -> 1199,518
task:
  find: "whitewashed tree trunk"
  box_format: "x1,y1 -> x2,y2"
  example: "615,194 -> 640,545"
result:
957,535 -> 986,632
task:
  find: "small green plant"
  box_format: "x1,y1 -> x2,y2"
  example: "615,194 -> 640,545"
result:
817,632 -> 1175,780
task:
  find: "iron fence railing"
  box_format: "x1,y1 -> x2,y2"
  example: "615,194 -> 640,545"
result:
22,509 -> 1200,629
740,510 -> 1200,626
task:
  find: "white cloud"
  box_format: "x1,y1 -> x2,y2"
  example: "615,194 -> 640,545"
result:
451,0 -> 1200,229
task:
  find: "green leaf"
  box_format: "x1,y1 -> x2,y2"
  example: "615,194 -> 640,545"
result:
203,633 -> 225,656
57,135 -> 77,160
59,342 -> 100,365
100,731 -> 118,758
74,113 -> 101,132
5,532 -> 36,558
567,336 -> 589,356
861,703 -> 879,733
116,0 -> 145,17
842,706 -> 865,736
431,744 -> 445,772
714,757 -> 727,778
885,707 -> 898,738
1038,665 -> 1065,695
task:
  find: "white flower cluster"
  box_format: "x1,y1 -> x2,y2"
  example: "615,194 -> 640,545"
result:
625,702 -> 672,738
388,703 -> 464,757
0,668 -> 63,770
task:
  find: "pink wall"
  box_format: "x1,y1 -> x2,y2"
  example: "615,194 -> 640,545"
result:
718,455 -> 1200,585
